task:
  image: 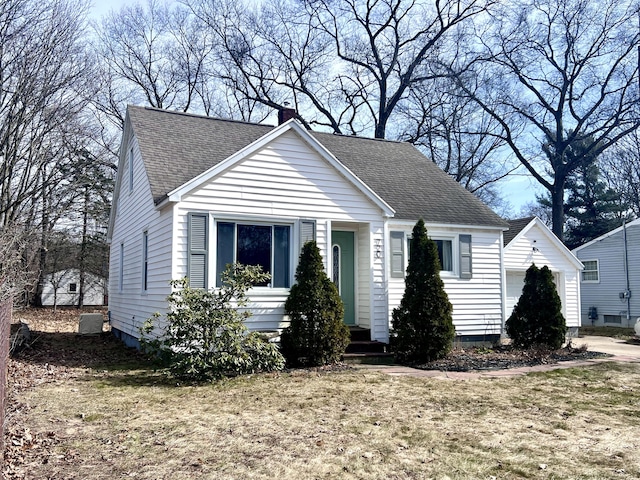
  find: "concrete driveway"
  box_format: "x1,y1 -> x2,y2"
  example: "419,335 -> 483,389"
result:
576,335 -> 640,359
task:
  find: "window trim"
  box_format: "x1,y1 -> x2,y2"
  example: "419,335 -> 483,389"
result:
214,218 -> 294,290
434,238 -> 455,275
581,259 -> 599,283
68,283 -> 77,293
398,231 -> 471,279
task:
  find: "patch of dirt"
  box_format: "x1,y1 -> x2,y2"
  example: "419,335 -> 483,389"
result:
418,344 -> 609,372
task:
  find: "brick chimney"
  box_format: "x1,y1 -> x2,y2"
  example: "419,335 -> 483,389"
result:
278,107 -> 297,125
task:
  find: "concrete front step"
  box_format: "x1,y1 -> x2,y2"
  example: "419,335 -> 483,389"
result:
342,352 -> 396,365
345,340 -> 388,354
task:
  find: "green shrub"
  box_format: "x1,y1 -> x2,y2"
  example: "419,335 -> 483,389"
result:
391,219 -> 455,364
506,263 -> 567,350
280,241 -> 350,367
141,264 -> 285,381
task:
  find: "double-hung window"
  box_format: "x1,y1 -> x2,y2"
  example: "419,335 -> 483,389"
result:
581,260 -> 599,282
392,231 -> 472,279
434,239 -> 454,272
216,221 -> 291,288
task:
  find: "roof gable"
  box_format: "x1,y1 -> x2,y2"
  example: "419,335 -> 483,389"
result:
572,218 -> 640,253
167,118 -> 395,216
124,106 -> 508,228
505,217 -> 583,270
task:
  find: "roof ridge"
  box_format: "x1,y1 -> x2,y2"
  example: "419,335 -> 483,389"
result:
129,105 -> 277,129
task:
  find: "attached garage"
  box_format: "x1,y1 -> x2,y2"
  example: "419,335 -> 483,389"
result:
503,217 -> 583,336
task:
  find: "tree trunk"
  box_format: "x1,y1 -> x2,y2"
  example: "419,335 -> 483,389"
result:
551,180 -> 566,242
77,185 -> 89,308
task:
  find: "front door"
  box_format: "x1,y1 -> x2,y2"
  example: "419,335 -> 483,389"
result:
331,231 -> 355,325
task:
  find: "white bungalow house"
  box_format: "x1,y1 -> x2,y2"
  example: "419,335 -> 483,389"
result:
572,218 -> 640,328
503,217 -> 583,336
107,106 -> 510,348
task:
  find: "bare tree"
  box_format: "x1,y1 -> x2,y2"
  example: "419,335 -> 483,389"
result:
399,78 -> 516,211
601,130 -> 640,218
0,0 -> 93,228
189,0 -> 496,136
94,0 -> 223,127
449,0 -> 640,240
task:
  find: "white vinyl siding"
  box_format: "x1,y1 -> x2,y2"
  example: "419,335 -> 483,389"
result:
176,130 -> 387,339
504,220 -> 582,328
109,136 -> 173,340
388,225 -> 503,337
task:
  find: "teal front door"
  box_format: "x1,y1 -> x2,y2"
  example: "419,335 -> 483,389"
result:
331,231 -> 355,325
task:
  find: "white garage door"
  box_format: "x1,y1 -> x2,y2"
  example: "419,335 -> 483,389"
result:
506,271 -> 526,318
506,270 -> 562,319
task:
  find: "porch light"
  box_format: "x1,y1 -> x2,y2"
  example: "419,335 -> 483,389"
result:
374,238 -> 382,258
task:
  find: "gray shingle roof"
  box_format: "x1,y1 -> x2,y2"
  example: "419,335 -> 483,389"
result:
504,217 -> 536,246
127,106 -> 508,228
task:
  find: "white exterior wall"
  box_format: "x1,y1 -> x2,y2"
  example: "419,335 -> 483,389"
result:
387,223 -> 504,338
504,222 -> 581,328
175,130 -> 389,341
108,135 -> 174,340
41,269 -> 107,306
574,223 -> 640,328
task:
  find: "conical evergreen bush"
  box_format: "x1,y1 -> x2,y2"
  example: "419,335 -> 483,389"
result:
280,241 -> 350,367
506,263 -> 566,349
391,219 -> 455,364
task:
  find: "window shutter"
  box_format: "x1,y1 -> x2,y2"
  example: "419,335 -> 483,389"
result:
300,219 -> 316,249
188,214 -> 208,288
459,234 -> 472,279
390,231 -> 405,278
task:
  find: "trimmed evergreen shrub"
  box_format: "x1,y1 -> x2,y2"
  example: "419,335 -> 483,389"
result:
141,264 -> 285,381
280,241 -> 350,367
391,219 -> 455,364
506,263 -> 567,350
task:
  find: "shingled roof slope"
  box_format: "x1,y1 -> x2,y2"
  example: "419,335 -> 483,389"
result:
127,106 -> 507,228
504,217 -> 536,246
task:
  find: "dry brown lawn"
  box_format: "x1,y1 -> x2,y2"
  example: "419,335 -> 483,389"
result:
5,309 -> 640,479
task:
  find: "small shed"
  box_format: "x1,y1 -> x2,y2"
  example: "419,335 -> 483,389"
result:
503,217 -> 583,335
41,269 -> 108,307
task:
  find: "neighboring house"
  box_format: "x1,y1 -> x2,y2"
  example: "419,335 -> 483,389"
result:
503,217 -> 583,336
572,218 -> 640,328
107,106 -> 509,348
42,269 -> 108,307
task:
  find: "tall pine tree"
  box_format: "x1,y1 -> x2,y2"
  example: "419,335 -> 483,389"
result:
391,219 -> 454,364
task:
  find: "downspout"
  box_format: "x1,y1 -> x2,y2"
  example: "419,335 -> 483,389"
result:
623,218 -> 632,326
